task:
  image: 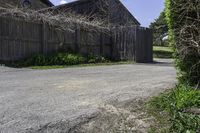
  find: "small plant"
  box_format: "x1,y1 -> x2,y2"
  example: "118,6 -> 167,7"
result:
147,84 -> 200,132
17,52 -> 110,67
27,54 -> 47,66
87,54 -> 109,63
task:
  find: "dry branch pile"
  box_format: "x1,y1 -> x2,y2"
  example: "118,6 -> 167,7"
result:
166,0 -> 200,86
0,7 -> 107,32
178,1 -> 200,58
177,1 -> 200,86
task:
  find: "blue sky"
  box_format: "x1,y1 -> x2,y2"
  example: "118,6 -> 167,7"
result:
50,0 -> 165,27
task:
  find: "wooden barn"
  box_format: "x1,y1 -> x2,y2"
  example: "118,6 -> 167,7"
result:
0,0 -> 153,63
42,0 -> 140,26
0,0 -> 53,10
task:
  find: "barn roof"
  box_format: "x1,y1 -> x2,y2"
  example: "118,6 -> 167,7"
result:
0,0 -> 54,8
53,0 -> 92,8
112,0 -> 140,25
41,0 -> 54,7
49,0 -> 140,25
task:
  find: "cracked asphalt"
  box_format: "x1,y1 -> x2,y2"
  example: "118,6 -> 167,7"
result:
0,59 -> 177,133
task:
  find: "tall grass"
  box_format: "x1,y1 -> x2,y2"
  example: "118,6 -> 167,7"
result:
147,84 -> 200,132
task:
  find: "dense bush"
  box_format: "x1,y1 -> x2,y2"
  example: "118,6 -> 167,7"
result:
19,53 -> 109,66
148,84 -> 200,132
165,0 -> 200,86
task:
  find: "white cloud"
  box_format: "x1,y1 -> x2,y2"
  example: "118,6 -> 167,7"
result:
60,0 -> 67,4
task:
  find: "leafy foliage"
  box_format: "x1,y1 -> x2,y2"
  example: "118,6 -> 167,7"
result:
150,11 -> 168,46
165,0 -> 200,86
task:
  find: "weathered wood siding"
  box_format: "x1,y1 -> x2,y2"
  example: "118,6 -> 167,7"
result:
109,0 -> 140,26
135,27 -> 153,63
0,17 -> 152,63
0,17 -> 42,60
111,26 -> 153,62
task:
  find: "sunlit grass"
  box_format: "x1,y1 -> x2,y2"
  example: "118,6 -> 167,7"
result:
153,46 -> 173,58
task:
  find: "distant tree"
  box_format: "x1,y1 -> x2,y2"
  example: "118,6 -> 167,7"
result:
150,11 -> 168,46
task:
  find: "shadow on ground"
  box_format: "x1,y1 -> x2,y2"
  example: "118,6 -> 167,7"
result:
136,59 -> 174,67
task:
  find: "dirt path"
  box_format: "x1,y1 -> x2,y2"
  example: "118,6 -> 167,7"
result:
0,60 -> 176,132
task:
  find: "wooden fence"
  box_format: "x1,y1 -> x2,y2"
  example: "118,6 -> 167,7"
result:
0,16 -> 153,63
111,26 -> 153,62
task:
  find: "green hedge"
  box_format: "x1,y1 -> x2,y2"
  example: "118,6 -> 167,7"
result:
165,0 -> 200,86
18,53 -> 109,67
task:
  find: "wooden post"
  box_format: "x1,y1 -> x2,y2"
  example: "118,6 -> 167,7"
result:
75,25 -> 80,53
110,27 -> 115,60
109,29 -> 113,59
42,22 -> 47,54
149,29 -> 153,62
100,30 -> 103,55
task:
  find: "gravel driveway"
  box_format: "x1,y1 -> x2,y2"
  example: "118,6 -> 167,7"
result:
0,60 -> 177,132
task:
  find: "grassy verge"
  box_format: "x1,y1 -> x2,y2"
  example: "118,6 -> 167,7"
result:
30,61 -> 133,69
147,84 -> 200,133
153,46 -> 173,58
1,53 -> 134,69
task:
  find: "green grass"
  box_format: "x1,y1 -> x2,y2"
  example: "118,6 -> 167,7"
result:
6,53 -> 130,69
1,52 -> 134,69
147,84 -> 200,133
29,61 -> 134,69
153,46 -> 173,58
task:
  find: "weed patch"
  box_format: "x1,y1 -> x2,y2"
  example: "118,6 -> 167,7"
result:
147,84 -> 200,132
12,53 -> 111,67
0,53 -> 134,69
